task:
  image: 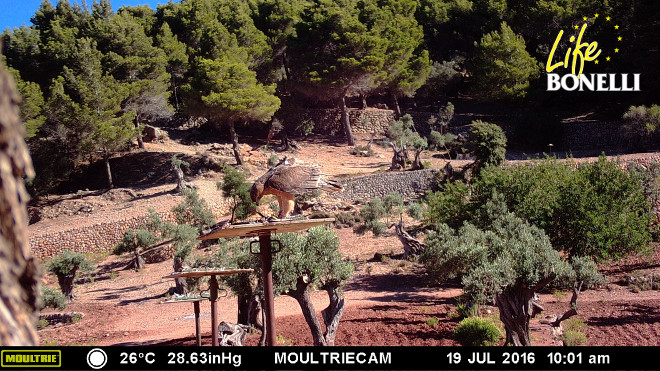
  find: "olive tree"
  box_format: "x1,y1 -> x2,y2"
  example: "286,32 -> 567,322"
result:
46,250 -> 94,300
421,205 -> 602,346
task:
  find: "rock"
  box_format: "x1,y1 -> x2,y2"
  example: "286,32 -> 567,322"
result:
143,125 -> 168,142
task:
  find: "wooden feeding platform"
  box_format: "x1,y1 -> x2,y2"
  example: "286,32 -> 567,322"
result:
198,218 -> 336,240
197,218 -> 335,346
163,268 -> 252,346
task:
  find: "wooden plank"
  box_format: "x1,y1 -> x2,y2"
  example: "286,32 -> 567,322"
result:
162,268 -> 254,279
198,218 -> 335,240
163,297 -> 208,304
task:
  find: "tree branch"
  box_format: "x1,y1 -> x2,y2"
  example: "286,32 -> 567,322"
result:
550,281 -> 583,327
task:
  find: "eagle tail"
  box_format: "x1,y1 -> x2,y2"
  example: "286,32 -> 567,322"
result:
320,179 -> 343,193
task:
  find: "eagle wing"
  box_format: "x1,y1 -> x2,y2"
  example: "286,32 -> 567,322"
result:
265,165 -> 322,195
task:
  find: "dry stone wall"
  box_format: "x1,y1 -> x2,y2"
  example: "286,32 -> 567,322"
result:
29,199 -> 233,260
336,169 -> 438,201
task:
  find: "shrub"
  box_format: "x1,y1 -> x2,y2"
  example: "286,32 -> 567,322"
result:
469,120 -> 507,171
474,156 -> 652,259
334,211 -> 361,228
622,105 -> 660,149
563,318 -> 587,333
560,329 -> 587,346
267,153 -> 280,167
422,181 -> 471,229
40,286 -> 67,310
454,317 -> 500,346
350,145 -> 374,157
425,317 -> 440,327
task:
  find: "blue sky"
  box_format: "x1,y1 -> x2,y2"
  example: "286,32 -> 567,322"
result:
0,0 -> 180,31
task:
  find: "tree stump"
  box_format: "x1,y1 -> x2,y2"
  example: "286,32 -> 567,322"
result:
218,321 -> 249,346
395,219 -> 425,258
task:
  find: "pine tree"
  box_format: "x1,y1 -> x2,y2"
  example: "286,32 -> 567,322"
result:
287,0 -> 388,145
470,22 -> 540,100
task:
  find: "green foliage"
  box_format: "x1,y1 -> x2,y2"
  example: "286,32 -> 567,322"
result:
218,164 -> 255,222
46,250 -> 94,278
171,188 -> 216,230
425,317 -> 440,327
6,66 -> 45,138
114,228 -> 157,255
267,153 -> 280,168
420,212 -> 582,302
423,181 -> 471,229
447,302 -> 478,320
405,201 -> 425,221
470,22 -> 539,100
563,318 -> 587,333
334,211 -> 362,228
40,286 -> 67,310
350,145 -> 375,157
273,227 -> 354,295
295,119 -> 314,137
475,156 -> 652,259
560,329 -> 587,346
354,193 -> 403,236
469,120 -> 507,170
453,317 -> 500,346
622,105 -> 660,144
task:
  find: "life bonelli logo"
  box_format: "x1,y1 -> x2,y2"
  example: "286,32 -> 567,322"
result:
546,13 -> 640,91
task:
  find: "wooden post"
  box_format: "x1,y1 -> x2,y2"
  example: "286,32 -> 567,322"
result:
210,275 -> 219,346
259,232 -> 276,346
193,300 -> 201,346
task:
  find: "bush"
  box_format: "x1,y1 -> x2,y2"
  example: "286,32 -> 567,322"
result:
469,120 -> 507,171
267,153 -> 280,167
560,329 -> 587,346
622,105 -> 660,149
423,181 -> 471,229
350,145 -> 374,157
454,317 -> 500,346
474,156 -> 652,259
334,211 -> 362,228
40,286 -> 67,310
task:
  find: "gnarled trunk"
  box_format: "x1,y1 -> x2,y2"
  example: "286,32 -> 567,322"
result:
173,257 -> 188,295
56,269 -> 78,300
412,148 -> 424,170
390,142 -> 407,171
391,93 -> 402,119
135,117 -> 144,149
287,276 -> 327,346
339,95 -> 355,146
229,121 -> 243,166
496,277 -> 554,346
321,284 -> 346,346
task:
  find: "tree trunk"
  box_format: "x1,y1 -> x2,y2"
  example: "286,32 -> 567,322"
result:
360,95 -> 368,109
395,219 -> 425,258
339,95 -> 355,146
56,271 -> 77,300
391,93 -> 402,119
173,257 -> 188,295
135,117 -> 144,149
0,63 -> 39,345
229,121 -> 243,166
496,283 -> 542,346
104,153 -> 114,189
412,149 -> 424,170
133,246 -> 144,271
390,142 -> 407,171
287,276 -> 327,346
321,284 -> 346,346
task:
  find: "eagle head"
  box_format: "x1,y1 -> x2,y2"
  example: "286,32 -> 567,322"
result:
250,182 -> 263,203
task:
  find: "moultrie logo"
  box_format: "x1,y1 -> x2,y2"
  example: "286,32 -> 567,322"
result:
545,13 -> 640,92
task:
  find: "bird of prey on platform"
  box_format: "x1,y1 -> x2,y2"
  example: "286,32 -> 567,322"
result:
250,158 -> 343,219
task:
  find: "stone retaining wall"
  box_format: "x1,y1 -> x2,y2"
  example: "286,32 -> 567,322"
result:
336,169 -> 438,201
29,198 -> 234,260
281,108 -> 634,150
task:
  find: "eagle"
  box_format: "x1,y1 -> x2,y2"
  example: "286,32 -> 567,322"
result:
250,158 -> 343,218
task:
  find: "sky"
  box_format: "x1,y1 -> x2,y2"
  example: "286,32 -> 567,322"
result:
0,0 -> 180,31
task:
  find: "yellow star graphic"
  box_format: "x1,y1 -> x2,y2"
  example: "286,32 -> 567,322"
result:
614,48 -> 619,53
606,16 -> 611,21
618,36 -> 622,41
574,24 -> 579,29
583,16 -> 588,21
615,25 -> 619,29
595,60 -> 599,64
595,13 -> 599,18
606,56 -> 611,61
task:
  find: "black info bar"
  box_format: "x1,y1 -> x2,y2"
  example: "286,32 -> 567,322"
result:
0,346 -> 657,370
